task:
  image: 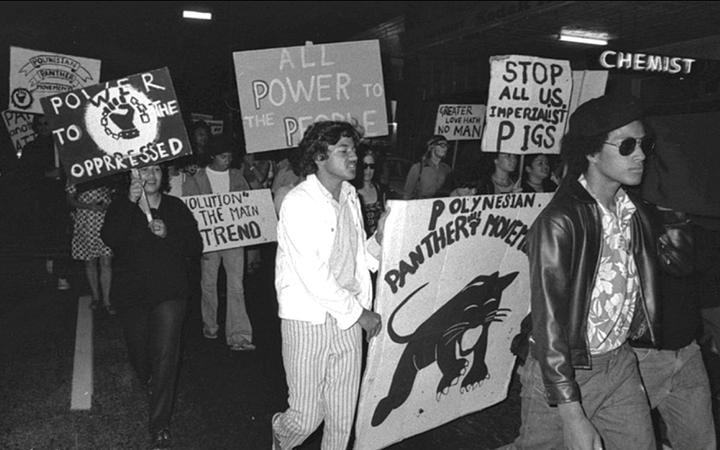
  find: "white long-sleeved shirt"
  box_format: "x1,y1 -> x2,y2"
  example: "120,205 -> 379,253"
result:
275,174 -> 380,329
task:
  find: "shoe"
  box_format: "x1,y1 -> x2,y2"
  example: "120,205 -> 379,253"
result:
271,413 -> 282,450
151,428 -> 171,449
57,278 -> 71,290
89,300 -> 100,311
104,304 -> 117,316
230,341 -> 256,351
203,329 -> 218,339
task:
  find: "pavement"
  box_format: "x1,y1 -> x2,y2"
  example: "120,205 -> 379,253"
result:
0,247 -> 523,450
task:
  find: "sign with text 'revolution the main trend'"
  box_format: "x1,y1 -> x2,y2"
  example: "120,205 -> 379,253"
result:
434,104 -> 486,141
482,55 -> 572,154
233,40 -> 388,153
182,189 -> 277,252
355,193 -> 552,450
9,47 -> 101,114
2,110 -> 37,156
40,67 -> 192,183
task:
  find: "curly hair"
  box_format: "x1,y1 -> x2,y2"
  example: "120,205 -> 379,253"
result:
296,121 -> 362,177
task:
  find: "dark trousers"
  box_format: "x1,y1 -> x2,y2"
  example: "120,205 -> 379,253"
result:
120,300 -> 186,433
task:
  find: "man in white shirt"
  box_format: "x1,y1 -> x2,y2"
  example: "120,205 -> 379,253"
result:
183,141 -> 255,351
272,121 -> 384,450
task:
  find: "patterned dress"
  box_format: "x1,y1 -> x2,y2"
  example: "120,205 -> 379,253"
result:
68,185 -> 113,260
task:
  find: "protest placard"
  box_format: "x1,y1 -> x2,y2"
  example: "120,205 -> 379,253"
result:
233,40 -> 388,153
9,47 -> 101,114
2,110 -> 37,156
355,193 -> 552,450
434,104 -> 485,140
181,189 -> 277,252
569,70 -> 608,118
205,119 -> 224,136
482,55 -> 572,154
40,67 -> 191,183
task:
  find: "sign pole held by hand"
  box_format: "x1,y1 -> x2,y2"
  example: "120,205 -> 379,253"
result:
451,141 -> 459,169
131,168 -> 153,224
516,154 -> 525,192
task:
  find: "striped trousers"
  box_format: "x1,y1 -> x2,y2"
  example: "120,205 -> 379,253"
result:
273,317 -> 362,450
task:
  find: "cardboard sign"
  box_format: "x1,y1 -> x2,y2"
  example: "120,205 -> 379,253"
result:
40,67 -> 191,183
482,55 -> 572,154
182,189 -> 278,252
205,119 -> 224,136
434,104 -> 485,140
233,40 -> 388,153
355,193 -> 552,450
9,47 -> 101,114
568,70 -> 608,119
2,110 -> 37,157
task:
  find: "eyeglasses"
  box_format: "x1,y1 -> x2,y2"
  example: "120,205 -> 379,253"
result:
604,137 -> 655,156
362,163 -> 376,169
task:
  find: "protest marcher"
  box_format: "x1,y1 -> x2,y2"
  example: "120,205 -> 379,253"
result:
67,177 -> 115,314
520,154 -> 557,193
189,120 -> 212,165
402,135 -> 452,199
272,121 -> 384,450
511,94 -> 660,449
476,152 -> 521,194
101,165 -> 202,449
271,150 -> 301,199
243,152 -> 274,189
166,156 -> 198,198
242,151 -> 274,273
632,207 -> 716,449
183,138 -> 255,351
20,114 -> 72,290
353,144 -> 387,237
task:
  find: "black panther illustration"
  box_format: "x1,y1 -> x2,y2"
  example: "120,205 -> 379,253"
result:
371,271 -> 518,427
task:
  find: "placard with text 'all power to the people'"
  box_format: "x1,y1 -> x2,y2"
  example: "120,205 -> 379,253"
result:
40,67 -> 191,183
482,55 -> 572,154
9,47 -> 102,114
355,193 -> 552,450
233,40 -> 388,153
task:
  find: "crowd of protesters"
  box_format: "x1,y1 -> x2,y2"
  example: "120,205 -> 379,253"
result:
1,97 -> 720,449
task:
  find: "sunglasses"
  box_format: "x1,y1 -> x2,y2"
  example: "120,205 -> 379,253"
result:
362,163 -> 376,169
604,137 -> 655,156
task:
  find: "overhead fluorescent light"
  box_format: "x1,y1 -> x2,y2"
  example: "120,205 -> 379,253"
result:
559,28 -> 609,46
559,34 -> 608,46
183,10 -> 212,20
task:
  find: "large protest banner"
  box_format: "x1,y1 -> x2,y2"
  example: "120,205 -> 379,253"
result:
434,104 -> 486,140
9,47 -> 101,114
2,110 -> 37,157
181,189 -> 277,252
355,193 -> 552,449
233,40 -> 388,153
40,67 -> 192,183
482,55 -> 572,154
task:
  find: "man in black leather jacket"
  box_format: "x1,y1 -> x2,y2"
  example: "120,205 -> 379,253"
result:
512,95 -> 660,450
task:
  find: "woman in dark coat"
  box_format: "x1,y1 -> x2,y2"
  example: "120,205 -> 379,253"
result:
101,165 -> 202,449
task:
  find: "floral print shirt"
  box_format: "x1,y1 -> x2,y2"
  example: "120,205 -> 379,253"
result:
579,175 -> 640,355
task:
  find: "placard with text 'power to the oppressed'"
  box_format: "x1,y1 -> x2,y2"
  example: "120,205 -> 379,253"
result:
182,189 -> 277,252
233,40 -> 388,153
40,67 -> 191,183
